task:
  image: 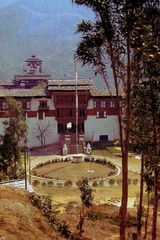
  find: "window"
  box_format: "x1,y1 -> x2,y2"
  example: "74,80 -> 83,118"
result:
79,108 -> 85,117
96,111 -> 107,118
22,101 -> 30,110
93,101 -> 96,108
101,101 -> 106,108
38,111 -> 44,120
99,135 -> 108,141
58,123 -> 64,133
69,109 -> 73,117
57,109 -> 59,118
110,101 -> 115,108
96,111 -> 99,118
39,101 -> 48,109
99,111 -> 104,118
2,102 -> 8,110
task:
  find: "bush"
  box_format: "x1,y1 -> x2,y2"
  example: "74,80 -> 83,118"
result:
92,180 -> 99,187
42,182 -> 46,187
47,180 -> 54,187
30,193 -> 52,218
56,182 -> 63,188
108,171 -> 115,177
76,180 -> 81,187
117,179 -> 122,185
133,179 -> 138,185
108,179 -> 115,186
84,156 -> 90,162
32,179 -> 40,187
99,180 -> 104,187
64,180 -> 72,187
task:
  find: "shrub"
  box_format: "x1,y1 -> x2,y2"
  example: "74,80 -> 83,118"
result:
32,179 -> 40,187
108,179 -> 115,186
47,180 -> 54,187
92,180 -> 99,187
108,171 -> 115,177
30,193 -> 52,218
117,179 -> 122,185
84,156 -> 90,162
56,182 -> 63,188
42,182 -> 46,187
32,170 -> 37,176
133,179 -> 138,185
64,180 -> 72,187
99,180 -> 104,187
76,180 -> 81,187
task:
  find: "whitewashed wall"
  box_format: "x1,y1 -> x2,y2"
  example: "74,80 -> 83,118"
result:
84,115 -> 119,142
26,117 -> 59,148
26,97 -> 58,147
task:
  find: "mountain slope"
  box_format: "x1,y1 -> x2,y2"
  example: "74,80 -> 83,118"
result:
0,186 -> 63,240
0,1 -> 98,81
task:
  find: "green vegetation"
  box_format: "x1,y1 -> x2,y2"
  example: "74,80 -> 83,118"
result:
0,97 -> 27,181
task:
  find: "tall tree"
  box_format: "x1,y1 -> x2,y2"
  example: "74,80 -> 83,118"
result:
131,3 -> 160,238
72,0 -> 158,239
131,79 -> 160,237
0,97 -> 27,181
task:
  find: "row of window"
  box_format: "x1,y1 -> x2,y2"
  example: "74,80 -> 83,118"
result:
96,111 -> 107,118
0,100 -> 48,111
55,95 -> 88,105
56,108 -> 86,118
93,100 -> 117,108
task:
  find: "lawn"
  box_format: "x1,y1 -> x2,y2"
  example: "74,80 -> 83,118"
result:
35,185 -> 140,205
32,162 -> 115,180
92,147 -> 141,173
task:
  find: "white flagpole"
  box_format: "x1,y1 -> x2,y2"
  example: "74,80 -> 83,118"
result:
74,56 -> 78,153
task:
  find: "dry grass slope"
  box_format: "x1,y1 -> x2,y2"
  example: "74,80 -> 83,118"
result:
0,186 -> 63,240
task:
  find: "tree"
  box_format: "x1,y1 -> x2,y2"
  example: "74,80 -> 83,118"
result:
0,97 -> 27,181
72,1 -> 159,239
77,177 -> 94,238
131,78 -> 160,239
130,4 -> 160,238
33,121 -> 53,147
143,167 -> 154,239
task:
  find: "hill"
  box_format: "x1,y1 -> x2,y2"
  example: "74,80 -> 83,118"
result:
0,186 -> 63,240
0,0 -> 108,88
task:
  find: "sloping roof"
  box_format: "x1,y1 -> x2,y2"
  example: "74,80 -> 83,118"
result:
0,179 -> 34,192
48,79 -> 95,91
0,88 -> 47,97
90,88 -> 117,97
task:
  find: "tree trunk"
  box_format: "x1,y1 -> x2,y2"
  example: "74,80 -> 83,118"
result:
119,30 -> 131,240
144,191 -> 150,239
137,154 -> 144,234
152,167 -> 159,240
109,34 -> 131,239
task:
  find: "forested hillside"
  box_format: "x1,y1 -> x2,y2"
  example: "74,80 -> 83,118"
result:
0,0 -> 107,87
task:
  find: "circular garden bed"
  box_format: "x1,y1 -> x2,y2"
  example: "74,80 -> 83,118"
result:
32,157 -> 117,181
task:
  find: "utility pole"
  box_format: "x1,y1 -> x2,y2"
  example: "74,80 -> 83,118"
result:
24,148 -> 27,190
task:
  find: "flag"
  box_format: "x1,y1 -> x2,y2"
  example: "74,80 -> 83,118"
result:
67,122 -> 72,129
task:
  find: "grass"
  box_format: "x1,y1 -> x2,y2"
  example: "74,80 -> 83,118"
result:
32,146 -> 141,205
32,162 -> 115,180
92,147 -> 141,172
35,185 -> 140,205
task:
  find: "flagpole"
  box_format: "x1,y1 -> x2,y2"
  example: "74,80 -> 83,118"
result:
74,55 -> 78,153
